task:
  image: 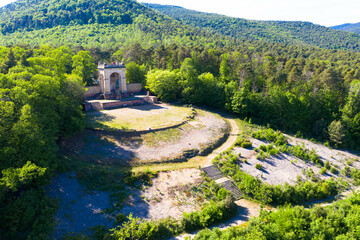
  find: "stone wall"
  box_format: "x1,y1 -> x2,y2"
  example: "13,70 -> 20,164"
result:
126,83 -> 142,93
102,99 -> 144,109
84,99 -> 145,111
85,86 -> 101,98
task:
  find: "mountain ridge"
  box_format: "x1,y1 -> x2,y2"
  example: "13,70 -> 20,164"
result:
331,22 -> 360,34
145,3 -> 360,52
0,0 -> 360,52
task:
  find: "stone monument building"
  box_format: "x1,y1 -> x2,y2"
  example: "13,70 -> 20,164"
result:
97,61 -> 127,99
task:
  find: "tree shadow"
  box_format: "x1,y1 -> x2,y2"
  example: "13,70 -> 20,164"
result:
126,103 -> 167,111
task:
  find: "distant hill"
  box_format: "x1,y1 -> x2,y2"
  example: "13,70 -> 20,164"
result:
1,0 -> 360,52
145,3 -> 360,52
331,23 -> 360,34
0,0 -> 232,48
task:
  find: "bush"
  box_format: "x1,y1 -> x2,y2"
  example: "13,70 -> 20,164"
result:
320,167 -> 327,175
111,214 -> 181,240
181,199 -> 236,232
324,161 -> 331,170
255,164 -> 262,170
269,148 -> 278,156
252,128 -> 288,146
330,167 -> 338,174
235,138 -> 252,148
115,213 -> 126,224
259,144 -> 267,152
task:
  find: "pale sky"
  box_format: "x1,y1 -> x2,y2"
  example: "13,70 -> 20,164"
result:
0,0 -> 359,27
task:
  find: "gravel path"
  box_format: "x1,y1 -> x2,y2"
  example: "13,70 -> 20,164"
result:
47,172 -> 114,239
204,117 -> 239,165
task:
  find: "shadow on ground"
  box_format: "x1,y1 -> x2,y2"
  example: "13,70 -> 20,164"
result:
47,172 -> 115,239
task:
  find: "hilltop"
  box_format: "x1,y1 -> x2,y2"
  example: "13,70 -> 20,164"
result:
0,0 -> 231,48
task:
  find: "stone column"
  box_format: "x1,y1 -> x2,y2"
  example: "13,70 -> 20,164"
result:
121,70 -> 127,92
104,71 -> 111,94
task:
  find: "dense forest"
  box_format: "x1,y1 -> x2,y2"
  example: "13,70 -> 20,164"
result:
1,0 -> 360,52
0,45 -> 94,238
146,3 -> 360,52
0,0 -> 235,49
107,40 -> 360,149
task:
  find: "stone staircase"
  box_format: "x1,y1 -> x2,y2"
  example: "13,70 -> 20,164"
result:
218,179 -> 242,200
201,164 -> 243,200
202,165 -> 224,180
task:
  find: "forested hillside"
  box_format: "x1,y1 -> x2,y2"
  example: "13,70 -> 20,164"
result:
0,0 -> 235,48
146,3 -> 360,52
332,22 -> 360,34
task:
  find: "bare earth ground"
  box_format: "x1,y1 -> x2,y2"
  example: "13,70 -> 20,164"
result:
62,107 -> 227,164
234,136 -> 360,186
120,169 -> 204,220
47,172 -> 114,238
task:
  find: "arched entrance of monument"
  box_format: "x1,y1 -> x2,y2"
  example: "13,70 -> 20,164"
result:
110,72 -> 121,91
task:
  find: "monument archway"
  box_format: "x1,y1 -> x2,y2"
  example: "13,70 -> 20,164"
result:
97,62 -> 127,97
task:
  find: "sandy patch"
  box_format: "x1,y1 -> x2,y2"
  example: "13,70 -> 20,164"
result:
120,169 -> 204,220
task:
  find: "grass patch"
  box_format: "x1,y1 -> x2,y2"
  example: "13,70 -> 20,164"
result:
142,127 -> 184,147
85,104 -> 192,131
132,156 -> 209,173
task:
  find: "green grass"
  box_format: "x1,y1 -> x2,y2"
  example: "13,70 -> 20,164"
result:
142,128 -> 183,147
85,104 -> 192,131
132,156 -> 209,173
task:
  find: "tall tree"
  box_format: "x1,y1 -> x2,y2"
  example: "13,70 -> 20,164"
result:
72,51 -> 96,86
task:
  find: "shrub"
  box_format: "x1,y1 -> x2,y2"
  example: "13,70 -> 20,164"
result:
259,144 -> 267,152
255,164 -> 262,170
330,167 -> 338,174
320,167 -> 327,175
241,141 -> 253,149
235,138 -> 252,149
325,161 -> 331,170
280,144 -> 288,153
269,148 -> 278,156
216,188 -> 230,201
182,199 -> 236,232
256,154 -> 265,161
341,166 -> 351,177
115,213 -> 126,224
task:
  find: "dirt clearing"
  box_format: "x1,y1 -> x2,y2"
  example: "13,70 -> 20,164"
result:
120,169 -> 204,220
62,108 -> 228,164
234,136 -> 360,186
